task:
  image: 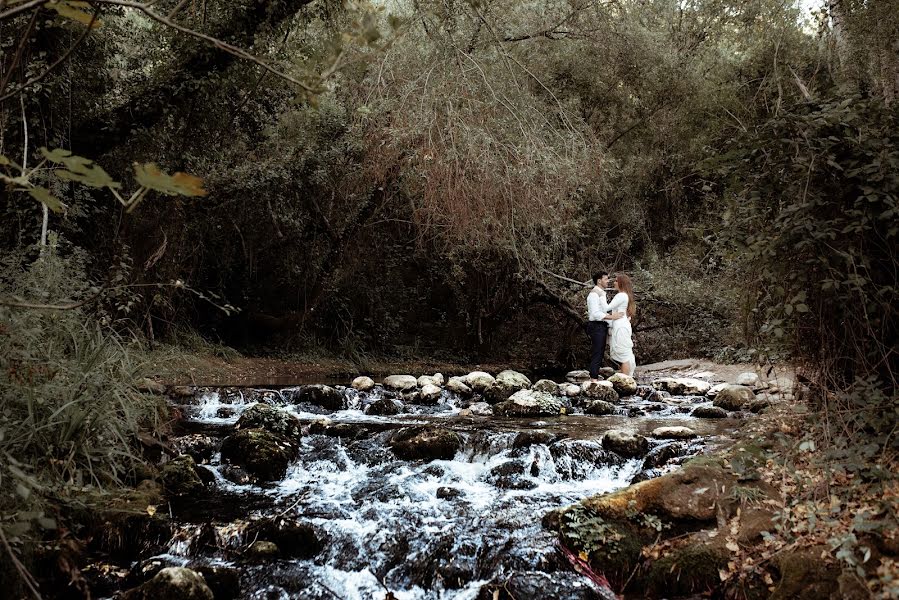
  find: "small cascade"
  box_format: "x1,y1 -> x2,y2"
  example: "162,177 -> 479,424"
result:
105,376 -> 739,599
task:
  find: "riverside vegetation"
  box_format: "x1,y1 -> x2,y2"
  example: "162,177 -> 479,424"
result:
1,0 -> 897,598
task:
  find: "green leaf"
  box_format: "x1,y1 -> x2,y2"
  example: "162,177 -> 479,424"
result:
133,163 -> 207,197
27,186 -> 66,213
47,1 -> 102,28
40,147 -> 119,189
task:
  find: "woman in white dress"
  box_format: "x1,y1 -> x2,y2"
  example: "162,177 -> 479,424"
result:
607,272 -> 637,375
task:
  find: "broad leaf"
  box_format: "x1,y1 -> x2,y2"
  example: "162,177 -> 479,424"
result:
40,147 -> 119,189
133,163 -> 207,197
27,186 -> 66,213
48,1 -> 102,28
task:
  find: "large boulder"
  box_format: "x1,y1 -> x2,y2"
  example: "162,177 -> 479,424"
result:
419,383 -> 443,403
602,430 -> 649,458
583,400 -> 616,416
565,370 -> 591,383
122,567 -> 213,600
532,379 -> 560,395
297,385 -> 344,411
691,405 -> 728,419
446,376 -> 473,396
237,403 -> 302,440
463,371 -> 495,392
220,429 -> 296,481
581,381 -> 618,403
382,375 -> 418,392
608,373 -> 637,397
351,376 -> 375,392
493,390 -> 563,417
496,370 -> 532,389
389,426 -> 462,460
712,385 -> 755,411
160,455 -> 204,498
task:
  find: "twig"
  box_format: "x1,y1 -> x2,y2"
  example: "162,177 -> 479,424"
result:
0,0 -> 47,22
0,525 -> 43,600
89,0 -> 319,93
541,268 -> 591,287
0,8 -> 38,98
0,7 -> 101,103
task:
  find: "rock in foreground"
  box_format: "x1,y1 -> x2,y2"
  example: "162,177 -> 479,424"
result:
389,426 -> 462,460
122,567 -> 213,600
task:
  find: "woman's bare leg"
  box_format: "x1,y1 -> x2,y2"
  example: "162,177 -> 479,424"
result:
621,361 -> 633,376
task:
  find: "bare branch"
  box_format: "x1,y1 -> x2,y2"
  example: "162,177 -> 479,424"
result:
89,0 -> 320,93
0,7 -> 101,103
0,7 -> 38,98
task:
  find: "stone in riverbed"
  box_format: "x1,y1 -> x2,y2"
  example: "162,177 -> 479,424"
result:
652,426 -> 697,439
364,397 -> 404,416
608,373 -> 637,397
691,405 -> 728,419
482,380 -> 519,404
245,540 -> 279,561
419,383 -> 443,403
437,486 -> 464,500
382,375 -> 418,392
160,455 -> 205,498
736,372 -> 760,387
220,465 -> 251,485
643,442 -> 686,469
121,567 -> 213,600
583,400 -> 616,415
220,428 -> 296,481
602,429 -> 649,458
493,390 -> 563,417
255,519 -> 322,558
654,377 -> 711,396
565,370 -> 591,383
446,376 -> 473,396
496,369 -> 532,389
705,383 -> 729,398
463,371 -> 495,391
417,373 -> 445,387
171,434 -> 219,464
296,384 -> 344,410
561,383 -> 582,397
136,377 -> 166,395
389,426 -> 462,460
712,384 -> 755,411
351,376 -> 375,392
236,403 -> 303,440
466,401 -> 493,416
581,381 -> 618,403
477,570 -> 601,600
532,379 -> 560,395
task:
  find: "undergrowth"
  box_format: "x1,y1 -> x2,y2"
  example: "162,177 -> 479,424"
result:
0,239 -> 165,596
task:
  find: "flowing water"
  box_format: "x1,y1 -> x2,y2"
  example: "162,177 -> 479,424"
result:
104,380 -> 740,600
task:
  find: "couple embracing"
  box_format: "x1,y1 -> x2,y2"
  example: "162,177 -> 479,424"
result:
585,271 -> 636,380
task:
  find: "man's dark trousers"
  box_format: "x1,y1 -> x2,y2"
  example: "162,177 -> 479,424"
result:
586,320 -> 608,379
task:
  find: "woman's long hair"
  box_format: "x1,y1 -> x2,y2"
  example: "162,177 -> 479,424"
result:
615,273 -> 637,319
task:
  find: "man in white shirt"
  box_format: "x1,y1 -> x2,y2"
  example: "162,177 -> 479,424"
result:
586,271 -> 623,381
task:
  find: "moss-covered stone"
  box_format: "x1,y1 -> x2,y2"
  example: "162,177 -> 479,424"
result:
389,426 -> 462,460
160,455 -> 205,498
639,534 -> 729,597
237,403 -> 303,440
121,567 -> 213,600
220,428 -> 296,481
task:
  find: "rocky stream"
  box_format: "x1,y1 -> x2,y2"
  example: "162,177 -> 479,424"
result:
92,367 -> 778,600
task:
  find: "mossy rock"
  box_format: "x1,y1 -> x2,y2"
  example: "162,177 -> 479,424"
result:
296,384 -> 344,410
161,455 -> 205,498
637,534 -> 729,597
220,428 -> 296,481
389,426 -> 462,460
582,464 -> 735,522
769,546 -> 842,599
121,567 -> 213,600
237,403 -> 302,440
